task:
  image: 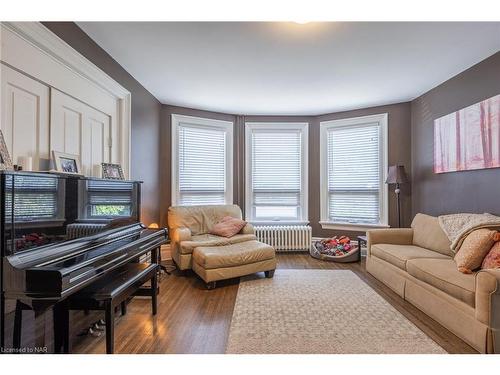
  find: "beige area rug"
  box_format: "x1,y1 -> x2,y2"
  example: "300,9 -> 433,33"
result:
226,269 -> 446,354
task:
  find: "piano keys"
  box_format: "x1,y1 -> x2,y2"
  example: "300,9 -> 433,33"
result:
4,223 -> 167,300
0,171 -> 168,352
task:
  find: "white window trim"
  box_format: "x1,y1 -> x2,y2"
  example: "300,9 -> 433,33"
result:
171,114 -> 234,206
245,122 -> 309,225
319,113 -> 389,230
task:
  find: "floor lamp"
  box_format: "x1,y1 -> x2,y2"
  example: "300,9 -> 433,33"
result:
385,165 -> 408,228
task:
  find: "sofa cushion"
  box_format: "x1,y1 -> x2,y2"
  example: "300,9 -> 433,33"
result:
227,233 -> 257,244
482,241 -> 500,270
193,240 -> 275,269
210,216 -> 247,237
411,213 -> 453,257
406,258 -> 476,306
371,244 -> 449,270
180,234 -> 230,254
180,233 -> 257,254
454,229 -> 499,273
168,204 -> 243,236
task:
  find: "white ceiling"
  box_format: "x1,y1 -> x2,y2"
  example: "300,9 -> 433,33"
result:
77,22 -> 500,115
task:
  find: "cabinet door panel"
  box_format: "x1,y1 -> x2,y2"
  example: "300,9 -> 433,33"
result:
89,113 -> 111,173
50,89 -> 111,176
1,65 -> 49,170
62,108 -> 83,155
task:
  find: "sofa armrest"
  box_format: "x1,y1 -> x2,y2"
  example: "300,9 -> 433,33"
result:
366,228 -> 413,256
170,227 -> 192,244
476,269 -> 500,353
240,223 -> 255,235
476,269 -> 500,324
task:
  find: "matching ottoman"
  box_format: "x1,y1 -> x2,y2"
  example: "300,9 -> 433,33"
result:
192,240 -> 276,289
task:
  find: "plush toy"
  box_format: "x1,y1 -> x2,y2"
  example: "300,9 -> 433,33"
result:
314,236 -> 353,256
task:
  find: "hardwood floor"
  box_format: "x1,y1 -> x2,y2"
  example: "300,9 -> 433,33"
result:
72,253 -> 477,354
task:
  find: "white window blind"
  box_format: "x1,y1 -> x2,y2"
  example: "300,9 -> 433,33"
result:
326,122 -> 383,225
246,123 -> 308,222
5,174 -> 63,222
320,113 -> 388,229
172,115 -> 233,206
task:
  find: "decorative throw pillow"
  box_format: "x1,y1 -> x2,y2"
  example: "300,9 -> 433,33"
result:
454,229 -> 500,274
482,241 -> 500,270
210,216 -> 247,238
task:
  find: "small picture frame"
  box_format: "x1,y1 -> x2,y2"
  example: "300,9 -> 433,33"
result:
101,162 -> 125,180
52,151 -> 82,175
0,130 -> 14,171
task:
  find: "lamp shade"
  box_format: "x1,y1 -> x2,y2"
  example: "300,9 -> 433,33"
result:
386,165 -> 408,184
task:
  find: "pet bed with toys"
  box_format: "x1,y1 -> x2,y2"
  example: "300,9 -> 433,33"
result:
310,236 -> 360,262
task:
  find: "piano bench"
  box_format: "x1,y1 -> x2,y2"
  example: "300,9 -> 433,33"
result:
64,263 -> 159,354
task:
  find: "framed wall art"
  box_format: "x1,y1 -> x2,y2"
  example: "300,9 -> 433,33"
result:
434,94 -> 500,173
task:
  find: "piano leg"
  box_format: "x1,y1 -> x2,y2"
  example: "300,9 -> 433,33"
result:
53,304 -> 62,353
1,293 -> 5,350
12,301 -> 49,353
104,300 -> 114,354
33,308 -> 47,353
151,247 -> 158,265
13,300 -> 23,350
62,302 -> 70,354
156,245 -> 170,275
53,300 -> 70,354
151,267 -> 158,316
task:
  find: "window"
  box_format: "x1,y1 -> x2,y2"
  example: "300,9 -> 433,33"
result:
172,114 -> 233,206
83,180 -> 137,219
5,174 -> 64,223
245,122 -> 308,223
320,114 -> 388,230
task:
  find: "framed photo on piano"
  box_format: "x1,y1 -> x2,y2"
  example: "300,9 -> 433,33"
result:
52,151 -> 83,175
101,162 -> 125,180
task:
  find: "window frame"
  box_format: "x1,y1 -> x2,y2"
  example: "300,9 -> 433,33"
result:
245,122 -> 309,225
79,180 -> 138,222
319,113 -> 389,231
171,114 -> 234,206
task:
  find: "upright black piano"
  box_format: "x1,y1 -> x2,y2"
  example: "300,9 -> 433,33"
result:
0,171 -> 168,353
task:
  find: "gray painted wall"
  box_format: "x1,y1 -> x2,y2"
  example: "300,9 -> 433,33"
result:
42,22 -> 162,226
411,51 -> 500,217
160,103 -> 412,236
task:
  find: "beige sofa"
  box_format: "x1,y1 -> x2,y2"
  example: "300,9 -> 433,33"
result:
167,205 -> 276,288
366,213 -> 500,353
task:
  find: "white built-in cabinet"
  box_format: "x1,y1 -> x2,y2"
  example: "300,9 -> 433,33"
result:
0,22 -> 131,178
0,65 -> 113,176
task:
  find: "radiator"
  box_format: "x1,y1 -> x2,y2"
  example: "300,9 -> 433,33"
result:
254,225 -> 312,252
66,223 -> 107,240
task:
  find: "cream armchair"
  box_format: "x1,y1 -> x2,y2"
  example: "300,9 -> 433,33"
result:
167,204 -> 256,270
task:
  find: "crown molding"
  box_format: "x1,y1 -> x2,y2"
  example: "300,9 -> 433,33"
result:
2,22 -> 130,99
